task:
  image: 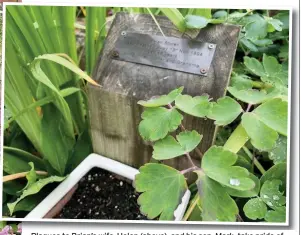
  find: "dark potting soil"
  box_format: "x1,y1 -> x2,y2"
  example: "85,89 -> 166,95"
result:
56,167 -> 148,220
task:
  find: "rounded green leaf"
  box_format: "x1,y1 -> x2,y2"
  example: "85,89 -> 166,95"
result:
269,135 -> 287,164
227,87 -> 281,105
134,163 -> 187,220
260,163 -> 287,189
185,15 -> 209,29
244,56 -> 266,77
202,146 -> 255,191
226,173 -> 260,198
153,131 -> 202,160
241,112 -> 279,151
243,198 -> 267,220
175,94 -> 211,117
264,206 -> 286,222
244,14 -> 268,40
253,98 -> 288,136
137,87 -> 183,107
196,173 -> 238,222
260,180 -> 286,209
138,107 -> 183,141
207,97 -> 242,126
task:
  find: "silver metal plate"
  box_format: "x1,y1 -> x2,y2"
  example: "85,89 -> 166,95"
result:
113,32 -> 216,76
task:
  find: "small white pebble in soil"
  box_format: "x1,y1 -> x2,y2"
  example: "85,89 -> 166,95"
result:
95,186 -> 101,192
120,181 -> 123,186
91,184 -> 95,187
132,195 -> 136,198
115,206 -> 118,209
95,212 -> 99,215
80,202 -> 83,205
88,209 -> 92,215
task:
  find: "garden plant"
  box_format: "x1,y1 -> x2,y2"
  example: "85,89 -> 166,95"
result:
2,6 -> 289,222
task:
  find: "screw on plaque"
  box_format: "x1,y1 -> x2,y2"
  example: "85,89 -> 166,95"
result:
200,68 -> 207,74
121,31 -> 127,36
208,44 -> 215,49
112,50 -> 119,58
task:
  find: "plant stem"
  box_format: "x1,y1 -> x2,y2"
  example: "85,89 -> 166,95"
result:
242,146 -> 266,175
180,166 -> 199,175
3,171 -> 48,182
224,124 -> 249,153
185,153 -> 196,167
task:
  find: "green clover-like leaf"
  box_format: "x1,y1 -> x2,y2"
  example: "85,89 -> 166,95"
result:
138,107 -> 183,141
175,94 -> 211,117
201,146 -> 255,191
244,56 -> 266,77
244,14 -> 268,40
269,135 -> 287,164
196,171 -> 238,222
137,87 -> 183,107
153,131 -> 202,160
260,163 -> 286,189
253,98 -> 288,136
226,173 -> 260,198
207,97 -> 242,126
185,15 -> 210,29
264,206 -> 286,222
227,86 -> 281,105
134,163 -> 187,220
241,112 -> 278,151
243,198 -> 267,220
260,180 -> 286,209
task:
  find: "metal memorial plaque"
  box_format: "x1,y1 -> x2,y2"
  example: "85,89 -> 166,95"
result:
113,32 -> 217,76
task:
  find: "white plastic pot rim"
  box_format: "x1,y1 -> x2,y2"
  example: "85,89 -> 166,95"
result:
25,153 -> 191,221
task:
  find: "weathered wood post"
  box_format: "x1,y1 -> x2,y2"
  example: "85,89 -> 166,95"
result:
88,12 -> 240,171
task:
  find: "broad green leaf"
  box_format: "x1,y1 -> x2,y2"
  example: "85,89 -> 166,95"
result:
138,107 -> 183,141
260,180 -> 286,209
160,8 -> 186,32
227,87 -> 281,104
244,56 -> 266,77
244,14 -> 268,40
21,162 -> 38,192
230,74 -> 253,90
269,135 -> 287,164
253,98 -> 288,136
207,97 -> 242,126
196,172 -> 238,222
226,173 -> 260,198
185,15 -> 209,29
264,206 -> 286,222
4,107 -> 12,130
213,10 -> 228,19
240,37 -> 259,52
7,175 -> 66,215
194,9 -> 212,19
274,12 -> 289,30
241,112 -> 278,151
3,147 -> 45,174
202,146 -> 255,191
251,38 -> 273,47
135,163 -> 187,220
3,181 -> 24,196
266,17 -> 283,32
175,94 -> 211,117
260,163 -> 287,189
152,131 -> 202,160
138,87 -> 183,107
243,198 -> 267,220
262,54 -> 282,78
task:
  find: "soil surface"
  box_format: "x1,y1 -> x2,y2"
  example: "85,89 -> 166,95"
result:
56,168 -> 148,220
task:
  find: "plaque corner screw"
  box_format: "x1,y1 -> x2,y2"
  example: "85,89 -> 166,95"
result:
200,68 -> 207,74
121,31 -> 127,36
208,44 -> 215,49
112,50 -> 119,58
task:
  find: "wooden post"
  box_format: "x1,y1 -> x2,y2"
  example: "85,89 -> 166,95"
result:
88,12 -> 240,171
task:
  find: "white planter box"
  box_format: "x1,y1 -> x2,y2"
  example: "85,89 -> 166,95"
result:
26,153 -> 191,221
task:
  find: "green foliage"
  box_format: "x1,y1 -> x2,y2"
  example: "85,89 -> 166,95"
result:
135,163 -> 187,220
243,198 -> 267,220
138,107 -> 183,141
153,131 -> 202,160
196,172 -> 238,222
8,175 -> 66,215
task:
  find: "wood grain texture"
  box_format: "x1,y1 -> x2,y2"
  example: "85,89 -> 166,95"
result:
88,12 -> 240,172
